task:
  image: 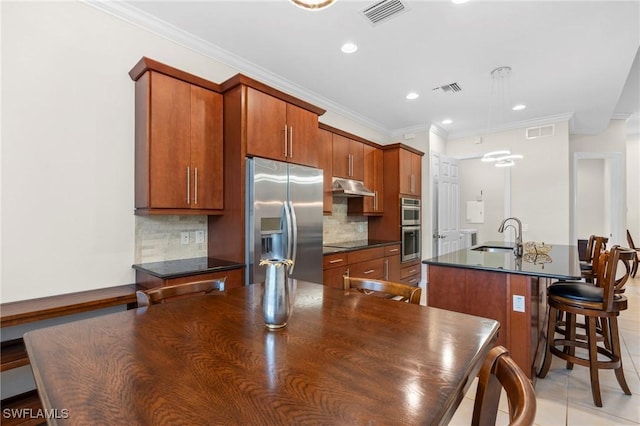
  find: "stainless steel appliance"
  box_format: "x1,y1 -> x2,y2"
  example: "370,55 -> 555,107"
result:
401,197 -> 420,226
401,225 -> 421,262
246,158 -> 323,285
400,198 -> 421,262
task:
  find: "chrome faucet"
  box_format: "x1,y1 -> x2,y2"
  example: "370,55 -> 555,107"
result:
498,217 -> 523,257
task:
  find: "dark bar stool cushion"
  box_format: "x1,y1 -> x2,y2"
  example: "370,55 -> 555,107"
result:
548,282 -> 603,302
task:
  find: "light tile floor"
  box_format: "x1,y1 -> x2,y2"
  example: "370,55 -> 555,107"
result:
432,274 -> 640,425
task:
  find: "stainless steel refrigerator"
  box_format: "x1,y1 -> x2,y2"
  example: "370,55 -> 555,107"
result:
246,157 -> 323,285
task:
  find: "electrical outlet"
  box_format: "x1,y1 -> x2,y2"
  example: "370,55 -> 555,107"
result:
195,230 -> 205,244
181,232 -> 189,245
513,295 -> 525,312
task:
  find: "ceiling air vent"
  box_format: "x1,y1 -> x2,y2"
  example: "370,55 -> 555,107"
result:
526,124 -> 555,139
361,0 -> 408,26
432,82 -> 462,93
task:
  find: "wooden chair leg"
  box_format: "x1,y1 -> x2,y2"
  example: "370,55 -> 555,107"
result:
538,305 -> 556,378
609,316 -> 632,395
586,317 -> 602,407
565,312 -> 576,370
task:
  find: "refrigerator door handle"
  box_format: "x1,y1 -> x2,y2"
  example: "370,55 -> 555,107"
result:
288,200 -> 298,274
282,201 -> 293,263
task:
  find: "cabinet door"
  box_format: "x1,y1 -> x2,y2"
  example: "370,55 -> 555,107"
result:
190,86 -> 223,210
286,103 -> 318,167
399,149 -> 421,197
318,128 -> 333,214
363,145 -> 384,214
385,255 -> 401,282
149,72 -> 191,208
246,87 -> 287,161
332,134 -> 364,180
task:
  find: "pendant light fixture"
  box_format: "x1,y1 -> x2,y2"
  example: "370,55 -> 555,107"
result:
289,0 -> 336,11
482,66 -> 523,167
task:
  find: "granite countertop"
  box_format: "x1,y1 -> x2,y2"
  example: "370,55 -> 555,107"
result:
132,257 -> 244,279
422,241 -> 582,280
323,239 -> 401,255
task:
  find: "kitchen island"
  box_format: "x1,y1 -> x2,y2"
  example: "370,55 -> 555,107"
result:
423,241 -> 581,380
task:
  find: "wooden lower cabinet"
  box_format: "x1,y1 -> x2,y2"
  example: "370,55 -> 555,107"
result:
427,265 -> 540,380
135,268 -> 243,291
399,261 -> 421,286
323,244 -> 413,289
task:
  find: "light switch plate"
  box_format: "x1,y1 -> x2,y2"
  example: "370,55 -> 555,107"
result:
513,295 -> 525,312
181,232 -> 189,245
195,230 -> 205,244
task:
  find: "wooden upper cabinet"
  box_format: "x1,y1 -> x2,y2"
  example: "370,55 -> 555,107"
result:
317,128 -> 333,214
332,134 -> 364,181
245,87 -> 319,167
399,148 -> 421,197
190,85 -> 223,210
130,59 -> 224,215
348,145 -> 384,215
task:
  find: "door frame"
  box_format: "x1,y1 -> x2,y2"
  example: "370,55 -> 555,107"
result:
571,152 -> 624,245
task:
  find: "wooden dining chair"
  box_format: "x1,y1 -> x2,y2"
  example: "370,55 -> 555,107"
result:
343,276 -> 421,305
538,246 -> 634,407
136,277 -> 226,307
471,346 -> 536,426
626,229 -> 639,278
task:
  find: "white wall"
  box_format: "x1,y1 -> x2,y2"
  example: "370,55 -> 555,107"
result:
570,120 -> 628,245
447,121 -> 571,245
0,1 -> 381,303
626,134 -> 640,240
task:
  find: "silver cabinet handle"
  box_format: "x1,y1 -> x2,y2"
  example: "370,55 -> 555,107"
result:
363,269 -> 375,275
329,258 -> 345,264
388,248 -> 399,253
289,126 -> 293,158
284,125 -> 288,157
384,259 -> 389,280
186,166 -> 190,204
408,269 -> 417,274
408,278 -> 417,284
194,167 -> 198,205
410,174 -> 415,193
374,190 -> 378,211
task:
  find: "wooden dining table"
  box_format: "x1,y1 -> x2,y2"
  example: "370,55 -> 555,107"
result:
24,280 -> 499,425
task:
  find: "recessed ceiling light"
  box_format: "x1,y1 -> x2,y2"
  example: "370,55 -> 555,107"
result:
341,42 -> 358,54
451,0 -> 470,4
406,92 -> 419,100
441,119 -> 453,124
512,104 -> 526,111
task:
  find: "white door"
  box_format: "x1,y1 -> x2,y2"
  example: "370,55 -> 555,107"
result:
431,153 -> 460,256
438,156 -> 460,255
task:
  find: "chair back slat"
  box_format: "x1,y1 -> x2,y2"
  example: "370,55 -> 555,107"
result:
136,278 -> 226,307
472,346 -> 536,426
343,276 -> 421,304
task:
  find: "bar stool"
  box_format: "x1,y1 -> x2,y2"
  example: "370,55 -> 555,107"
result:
538,246 -> 635,407
580,235 -> 608,283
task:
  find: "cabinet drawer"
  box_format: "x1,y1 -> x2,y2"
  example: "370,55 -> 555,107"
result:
400,264 -> 421,280
399,274 -> 420,286
384,244 -> 401,257
323,253 -> 348,269
349,258 -> 385,279
348,247 -> 384,264
166,268 -> 243,290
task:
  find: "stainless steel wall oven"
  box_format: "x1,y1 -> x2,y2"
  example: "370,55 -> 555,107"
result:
400,198 -> 420,262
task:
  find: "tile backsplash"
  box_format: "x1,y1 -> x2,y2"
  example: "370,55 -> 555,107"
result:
135,198 -> 366,264
135,215 -> 207,263
323,197 -> 367,244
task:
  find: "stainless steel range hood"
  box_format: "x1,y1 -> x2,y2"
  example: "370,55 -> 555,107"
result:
332,177 -> 375,197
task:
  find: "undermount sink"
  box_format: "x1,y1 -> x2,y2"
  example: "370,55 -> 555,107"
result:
472,245 -> 514,253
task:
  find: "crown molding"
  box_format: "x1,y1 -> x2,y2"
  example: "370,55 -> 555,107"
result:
84,0 -> 393,138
